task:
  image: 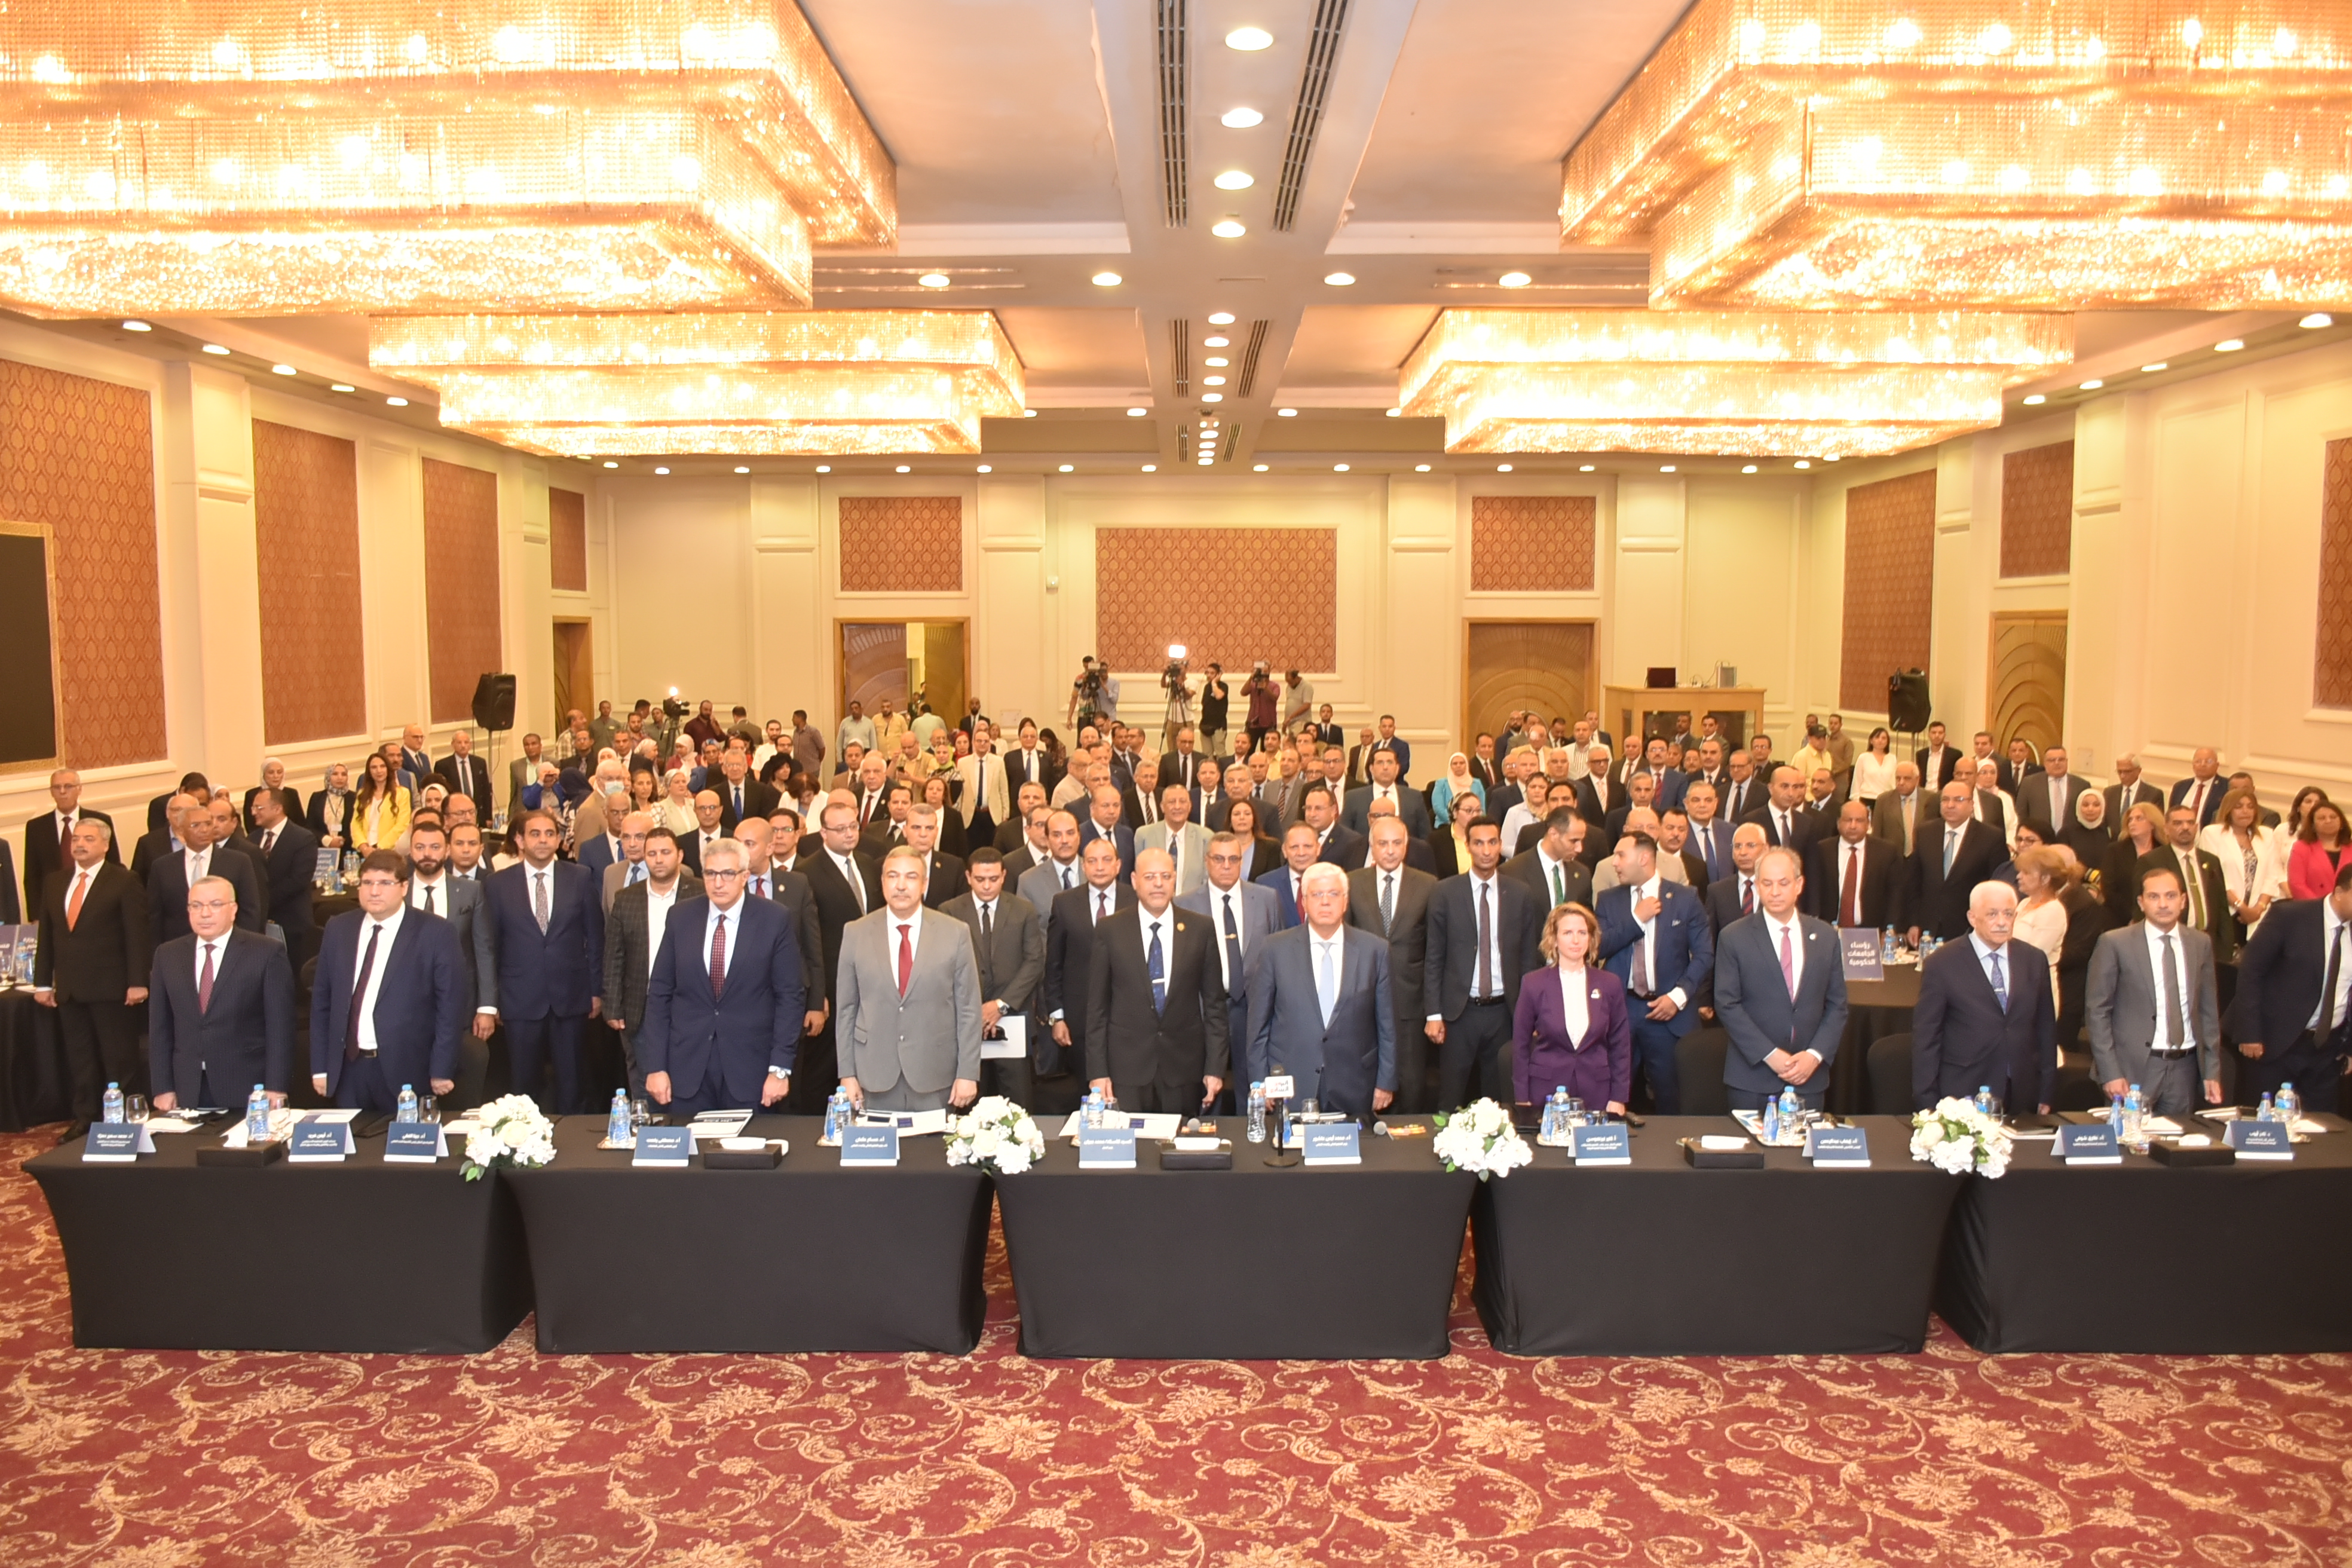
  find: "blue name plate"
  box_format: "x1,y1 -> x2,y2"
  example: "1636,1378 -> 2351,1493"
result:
632,1126 -> 694,1166
382,1123 -> 448,1162
2056,1123 -> 2122,1163
1804,1125 -> 1872,1165
1839,929 -> 1885,981
1301,1124 -> 1362,1165
1570,1123 -> 1631,1165
287,1120 -> 355,1161
1078,1126 -> 1138,1168
2225,1120 -> 2295,1160
841,1125 -> 900,1166
81,1123 -> 153,1162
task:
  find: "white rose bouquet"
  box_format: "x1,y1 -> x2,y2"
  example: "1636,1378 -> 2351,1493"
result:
1909,1097 -> 2013,1178
460,1094 -> 558,1182
1431,1097 -> 1533,1180
945,1095 -> 1046,1176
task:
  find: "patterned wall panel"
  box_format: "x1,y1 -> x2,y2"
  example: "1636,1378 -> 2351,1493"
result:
2318,439 -> 2352,708
1989,614 -> 2069,754
0,357 -> 164,771
1838,468 -> 1937,712
840,495 -> 963,593
252,419 -> 365,745
549,486 -> 587,593
421,458 -> 503,727
1095,527 -> 1337,672
2000,440 -> 2075,578
1470,495 -> 1597,592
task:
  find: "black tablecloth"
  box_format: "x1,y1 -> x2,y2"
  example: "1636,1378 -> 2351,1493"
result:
994,1117 -> 1475,1359
1937,1114 -> 2352,1352
1472,1115 -> 1961,1356
505,1115 -> 990,1354
26,1121 -> 531,1352
0,988 -> 71,1132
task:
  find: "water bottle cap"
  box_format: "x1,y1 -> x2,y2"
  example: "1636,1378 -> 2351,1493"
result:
402,1084 -> 413,1092
107,1082 -> 118,1090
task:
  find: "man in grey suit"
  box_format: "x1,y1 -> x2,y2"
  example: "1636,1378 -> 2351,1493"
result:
404,820 -> 499,1105
1346,817 -> 1436,1110
601,828 -> 702,1098
1177,830 -> 1284,1113
2018,745 -> 2092,837
2085,860 -> 2222,1116
1017,808 -> 1086,917
600,811 -> 656,911
2102,754 -> 2166,832
942,849 -> 1047,1107
1870,761 -> 1930,858
836,845 -> 985,1112
1245,863 -> 1395,1115
1714,845 -> 1848,1111
1135,784 -> 1212,897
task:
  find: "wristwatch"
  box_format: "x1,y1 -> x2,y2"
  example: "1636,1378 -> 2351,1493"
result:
767,1065 -> 789,1080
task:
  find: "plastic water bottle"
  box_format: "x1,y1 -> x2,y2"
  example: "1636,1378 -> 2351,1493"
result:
102,1082 -> 124,1124
1247,1083 -> 1267,1143
1974,1085 -> 1996,1117
606,1089 -> 632,1147
1762,1097 -> 1780,1144
396,1083 -> 418,1123
1778,1083 -> 1802,1135
2123,1084 -> 2146,1150
2108,1090 -> 2124,1132
245,1084 -> 271,1143
1881,926 -> 1897,963
2278,1083 -> 2302,1128
2257,1091 -> 2277,1122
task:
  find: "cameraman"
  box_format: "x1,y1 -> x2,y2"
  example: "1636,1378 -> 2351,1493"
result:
1159,654 -> 1192,752
1242,662 -> 1278,754
1196,662 -> 1229,758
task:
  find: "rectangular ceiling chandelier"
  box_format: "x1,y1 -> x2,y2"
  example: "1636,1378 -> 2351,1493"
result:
370,310 -> 1027,457
1561,0 -> 2352,310
1397,307 -> 2072,457
0,1 -> 892,317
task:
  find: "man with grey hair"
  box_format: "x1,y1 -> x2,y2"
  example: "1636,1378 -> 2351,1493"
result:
641,833 -> 805,1115
837,844 -> 984,1113
1085,848 -> 1228,1113
1912,878 -> 2059,1114
1714,844 -> 1847,1111
148,874 -> 295,1115
1244,861 -> 1395,1114
902,802 -> 966,909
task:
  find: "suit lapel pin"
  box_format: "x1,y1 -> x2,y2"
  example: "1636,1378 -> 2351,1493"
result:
1175,921 -> 1186,932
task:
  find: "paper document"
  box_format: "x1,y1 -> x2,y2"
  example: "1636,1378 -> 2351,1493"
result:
980,1015 -> 1028,1061
689,1114 -> 754,1139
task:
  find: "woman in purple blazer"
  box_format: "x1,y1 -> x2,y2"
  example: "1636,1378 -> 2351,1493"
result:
1512,901 -> 1633,1113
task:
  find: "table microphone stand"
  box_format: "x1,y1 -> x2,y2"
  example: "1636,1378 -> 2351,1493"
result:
1263,1064 -> 1301,1167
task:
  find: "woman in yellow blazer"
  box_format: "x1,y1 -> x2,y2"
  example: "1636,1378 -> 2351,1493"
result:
351,751 -> 412,853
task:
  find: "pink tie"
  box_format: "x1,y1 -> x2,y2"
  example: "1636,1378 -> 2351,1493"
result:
1779,923 -> 1798,999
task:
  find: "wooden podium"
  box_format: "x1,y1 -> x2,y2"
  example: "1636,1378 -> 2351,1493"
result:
1601,684 -> 1768,751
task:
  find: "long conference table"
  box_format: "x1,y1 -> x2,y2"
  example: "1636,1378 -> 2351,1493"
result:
26,1110 -> 2352,1358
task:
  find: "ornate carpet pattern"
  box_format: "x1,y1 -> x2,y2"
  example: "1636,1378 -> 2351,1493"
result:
2,1131 -> 2349,1566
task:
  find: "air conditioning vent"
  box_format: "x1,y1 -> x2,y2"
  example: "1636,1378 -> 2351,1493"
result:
1235,320 -> 1270,397
1271,0 -> 1349,232
1156,0 -> 1189,228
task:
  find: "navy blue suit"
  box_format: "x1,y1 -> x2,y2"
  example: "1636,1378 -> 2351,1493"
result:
1910,936 -> 2057,1113
1254,863 -> 1307,928
309,909 -> 467,1113
1684,819 -> 1735,885
639,894 -> 806,1115
577,832 -> 618,878
2232,898 -> 2351,1111
1596,878 -> 1713,1113
1076,816 -> 1137,877
485,859 -> 607,1110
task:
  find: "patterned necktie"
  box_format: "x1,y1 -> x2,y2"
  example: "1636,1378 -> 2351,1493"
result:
344,924 -> 382,1063
1741,878 -> 1754,916
710,913 -> 728,1000
1148,920 -> 1166,1014
896,923 -> 914,997
533,871 -> 550,933
1061,864 -> 1074,890
198,942 -> 216,1014
1988,947 -> 2009,1012
261,828 -> 275,856
1381,871 -> 1396,935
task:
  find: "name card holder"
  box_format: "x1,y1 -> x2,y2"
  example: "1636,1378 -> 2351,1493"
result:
1079,1125 -> 1138,1169
1838,929 -> 1885,981
1570,1123 -> 1632,1166
1803,1125 -> 1872,1166
1300,1124 -> 1362,1165
840,1126 -> 900,1166
81,1123 -> 154,1162
287,1119 -> 356,1162
630,1126 -> 694,1166
2225,1120 -> 2295,1160
382,1123 -> 449,1162
1261,1074 -> 1296,1101
2054,1123 -> 2121,1165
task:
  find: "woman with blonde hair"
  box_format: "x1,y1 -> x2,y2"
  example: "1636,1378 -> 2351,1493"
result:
2103,801 -> 2167,925
2011,845 -> 2074,1012
657,768 -> 699,837
1511,901 -> 1631,1116
2199,786 -> 2289,940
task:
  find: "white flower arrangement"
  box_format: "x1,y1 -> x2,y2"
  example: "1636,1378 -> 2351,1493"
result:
1909,1097 -> 2013,1178
1431,1097 -> 1533,1180
460,1094 -> 557,1182
945,1095 -> 1046,1176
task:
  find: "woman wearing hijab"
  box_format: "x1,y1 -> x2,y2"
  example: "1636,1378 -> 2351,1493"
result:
244,758 -> 305,834
1431,752 -> 1486,826
2059,788 -> 2114,883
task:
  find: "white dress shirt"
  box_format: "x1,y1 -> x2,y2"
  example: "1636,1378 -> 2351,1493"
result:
643,880 -> 681,981
1556,966 -> 1591,1042
353,904 -> 406,1055
183,845 -> 212,885
830,849 -> 868,913
192,933 -> 226,989
1757,908 -> 1816,1059
2310,902 -> 2351,1034
1433,872 -> 1508,1019
2143,918 -> 2195,1052
1209,882 -> 1248,991
1621,875 -> 1689,1010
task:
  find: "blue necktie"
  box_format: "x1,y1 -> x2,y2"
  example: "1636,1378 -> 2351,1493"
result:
1987,948 -> 2008,1012
1148,920 -> 1166,1014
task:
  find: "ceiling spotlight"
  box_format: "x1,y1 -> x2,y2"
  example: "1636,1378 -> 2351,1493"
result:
201,343 -> 231,355
271,363 -> 297,375
1793,460 -> 1811,468
976,464 -> 992,473
602,460 -> 620,468
1221,107 -> 1264,128
1324,271 -> 1356,286
1058,463 -> 1074,473
1225,26 -> 1273,50
1742,464 -> 1758,473
2216,338 -> 2246,351
2023,393 -> 2047,405
384,396 -> 408,406
1579,464 -> 1595,472
1203,375 -> 1227,386
1497,271 -> 1532,288
2141,362 -> 2170,372
1128,406 -> 1149,416
896,464 -> 912,473
1143,464 -> 1157,472
1202,392 -> 1224,402
1333,463 -> 1349,471
2079,378 -> 2104,390
1385,407 -> 1401,418
330,383 -> 356,393
2304,313 -> 2336,328
1208,311 -> 1236,325
1092,270 -> 1123,287
1024,408 -> 1039,417
1278,407 -> 1297,417
734,465 -> 750,473
1496,463 -> 1513,472
1414,463 -> 1432,471
1204,335 -> 1230,347
1659,464 -> 1677,473
1199,457 -> 1215,466
654,466 -> 670,475
816,464 -> 831,473
1205,357 -> 1229,367
1252,463 -> 1269,471
918,272 -> 951,289
122,319 -> 152,332
1211,218 -> 1247,238
1214,171 -> 1254,191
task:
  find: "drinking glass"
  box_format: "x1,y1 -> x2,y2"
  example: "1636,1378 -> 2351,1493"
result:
630,1097 -> 651,1129
123,1094 -> 149,1123
417,1095 -> 440,1123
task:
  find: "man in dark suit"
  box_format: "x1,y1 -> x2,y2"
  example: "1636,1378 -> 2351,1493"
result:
309,850 -> 467,1115
902,804 -> 966,910
1597,832 -> 1714,1113
710,750 -> 779,832
1084,847 -> 1228,1113
434,730 -> 497,822
147,875 -> 296,1113
1679,780 -> 1735,887
794,799 -> 881,1111
1703,823 -> 1771,936
2142,806 -> 2237,964
1255,822 -> 1325,927
1075,786 -> 1137,878
145,771 -> 209,838
602,826 -> 703,1099
1361,798 -> 1438,874
1299,786 -> 1365,869
1346,817 -> 1437,1111
33,820 -> 154,1140
1910,782 -> 2007,943
1423,817 -> 1542,1108
1044,838 -> 1135,1087
246,789 -> 318,964
1243,862 -> 1395,1114
944,849 -> 1048,1107
1340,748 -> 1432,840
204,795 -> 272,930
1806,801 -> 1905,931
2169,748 -> 2227,828
1503,807 -> 1594,914
132,786 -> 201,883
1575,746 -> 1621,834
1158,727 -> 1205,795
1004,719 -> 1055,798
404,819 -> 498,1105
746,813 -> 826,1042
399,725 -> 434,794
23,767 -> 116,916
1915,723 -> 1961,792
146,800 -> 263,944
1740,765 -> 1823,859
1714,845 -> 1849,1111
483,810 -> 607,1112
2103,754 -> 2166,830
638,837 -> 804,1116
2231,860 -> 2352,1112
1910,880 -> 2057,1112
1996,738 -> 2041,798
2017,745 -> 2091,837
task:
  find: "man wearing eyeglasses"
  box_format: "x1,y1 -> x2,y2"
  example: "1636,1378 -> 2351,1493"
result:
311,850 -> 467,1114
149,875 -> 295,1115
639,836 -> 805,1116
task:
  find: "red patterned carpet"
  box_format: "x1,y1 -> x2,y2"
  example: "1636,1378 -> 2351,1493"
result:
3,1130 -> 2350,1567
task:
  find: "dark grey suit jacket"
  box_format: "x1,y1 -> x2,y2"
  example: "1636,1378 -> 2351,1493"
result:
1346,863 -> 1435,1028
601,872 -> 706,1031
411,874 -> 498,1011
942,891 -> 1046,1016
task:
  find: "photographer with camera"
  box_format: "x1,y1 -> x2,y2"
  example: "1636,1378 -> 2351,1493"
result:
1242,662 -> 1279,755
1160,647 -> 1192,753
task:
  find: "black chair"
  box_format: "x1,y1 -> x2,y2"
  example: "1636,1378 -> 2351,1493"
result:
1674,1028 -> 1731,1115
2051,1074 -> 2108,1113
1867,1032 -> 1914,1114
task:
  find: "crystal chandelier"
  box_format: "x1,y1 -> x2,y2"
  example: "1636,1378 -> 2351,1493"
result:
1397,307 -> 2072,456
370,311 -> 1027,457
0,2 -> 892,317
1561,0 -> 2352,310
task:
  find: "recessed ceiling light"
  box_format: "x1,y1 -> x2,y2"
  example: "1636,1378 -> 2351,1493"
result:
1202,375 -> 1226,386
1278,407 -> 1297,416
2141,361 -> 2169,372
976,464 -> 991,473
2079,378 -> 2104,390
1203,335 -> 1230,347
1253,463 -> 1269,471
896,464 -> 912,473
1202,392 -> 1224,402
1793,460 -> 1811,468
122,319 -> 152,332
1579,464 -> 1595,472
1204,356 -> 1229,368
816,464 -> 831,473
1497,271 -> 1532,288
2022,393 -> 2047,405
1385,407 -> 1400,417
384,396 -> 408,406
1414,463 -> 1431,471
1208,311 -> 1236,325
603,460 -> 619,468
1214,171 -> 1254,191
1742,464 -> 1757,473
1221,107 -> 1264,128
1225,26 -> 1273,50
271,363 -> 297,375
1058,463 -> 1074,473
1323,271 -> 1355,286
1659,464 -> 1676,472
1199,457 -> 1215,466
201,343 -> 231,355
2216,338 -> 2245,351
918,272 -> 951,289
1211,218 -> 1247,238
1023,408 -> 1038,417
1143,464 -> 1157,472
734,465 -> 750,473
329,383 -> 355,393
1091,270 -> 1123,287
2303,313 -> 2335,328
1127,406 -> 1148,416
654,466 -> 670,475
1496,463 -> 1512,472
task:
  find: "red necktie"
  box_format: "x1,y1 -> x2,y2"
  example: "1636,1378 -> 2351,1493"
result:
709,914 -> 728,1000
198,941 -> 216,1013
896,923 -> 914,997
1741,878 -> 1754,916
1841,847 -> 1861,927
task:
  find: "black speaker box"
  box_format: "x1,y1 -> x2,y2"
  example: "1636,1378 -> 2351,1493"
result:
471,672 -> 517,732
1886,670 -> 1932,731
